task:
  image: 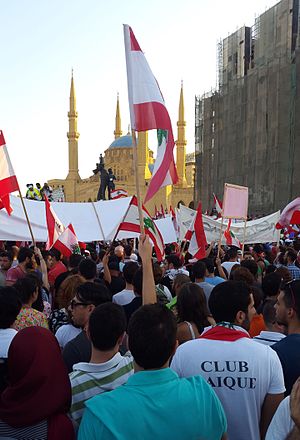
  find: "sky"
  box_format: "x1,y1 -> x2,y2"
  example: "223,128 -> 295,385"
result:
1,0 -> 278,194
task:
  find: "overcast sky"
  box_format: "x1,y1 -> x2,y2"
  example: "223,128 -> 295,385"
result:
1,0 -> 278,192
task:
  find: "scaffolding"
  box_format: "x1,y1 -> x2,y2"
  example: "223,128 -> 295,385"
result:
195,0 -> 300,215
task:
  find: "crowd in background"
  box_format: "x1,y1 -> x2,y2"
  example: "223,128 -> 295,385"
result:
0,236 -> 300,439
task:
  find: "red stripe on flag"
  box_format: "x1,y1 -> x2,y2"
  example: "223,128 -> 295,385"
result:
0,176 -> 19,197
0,131 -> 6,147
53,240 -> 72,258
133,101 -> 171,132
129,27 -> 142,51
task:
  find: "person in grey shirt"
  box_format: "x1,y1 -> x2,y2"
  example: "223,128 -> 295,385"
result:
192,261 -> 214,309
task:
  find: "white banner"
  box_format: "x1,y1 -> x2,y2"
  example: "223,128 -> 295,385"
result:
0,196 -> 177,244
179,205 -> 280,244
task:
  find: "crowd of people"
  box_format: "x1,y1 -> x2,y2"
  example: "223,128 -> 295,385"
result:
0,236 -> 300,439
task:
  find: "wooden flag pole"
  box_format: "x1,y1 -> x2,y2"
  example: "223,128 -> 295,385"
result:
217,216 -> 224,258
108,196 -> 135,248
18,189 -> 36,246
131,129 -> 145,234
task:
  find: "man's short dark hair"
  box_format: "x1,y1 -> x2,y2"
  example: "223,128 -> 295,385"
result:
0,251 -> 12,262
262,299 -> 277,326
166,254 -> 181,269
50,248 -> 61,262
132,268 -> 143,296
262,272 -> 281,298
192,261 -> 206,279
89,303 -> 127,350
124,245 -> 132,257
282,280 -> 300,320
128,304 -> 177,369
14,277 -> 38,305
227,247 -> 238,259
123,262 -> 138,284
286,249 -> 297,262
200,258 -> 214,274
0,287 -> 22,328
18,247 -> 34,264
240,259 -> 258,278
69,254 -> 84,269
79,259 -> 97,280
76,282 -> 111,306
208,281 -> 252,323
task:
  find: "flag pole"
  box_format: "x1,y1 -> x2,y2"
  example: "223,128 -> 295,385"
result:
131,129 -> 145,234
91,201 -> 106,241
217,216 -> 224,258
109,195 -> 136,248
18,189 -> 36,245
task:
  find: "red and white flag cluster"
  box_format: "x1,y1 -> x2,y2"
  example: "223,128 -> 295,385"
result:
124,25 -> 178,203
110,189 -> 128,200
0,131 -> 19,215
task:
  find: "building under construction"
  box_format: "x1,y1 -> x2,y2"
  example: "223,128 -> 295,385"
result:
195,0 -> 300,215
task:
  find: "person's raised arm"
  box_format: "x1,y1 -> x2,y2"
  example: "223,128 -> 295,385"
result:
102,252 -> 111,284
215,257 -> 227,280
138,234 -> 156,305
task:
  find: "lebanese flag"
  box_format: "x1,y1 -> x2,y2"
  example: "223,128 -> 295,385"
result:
276,197 -> 300,229
184,202 -> 207,259
123,25 -> 178,203
213,193 -> 222,217
45,195 -> 65,250
118,196 -> 165,261
224,219 -> 242,248
0,131 -> 19,215
111,188 -> 128,199
53,223 -> 81,257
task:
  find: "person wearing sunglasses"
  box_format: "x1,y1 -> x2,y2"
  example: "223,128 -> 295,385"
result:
62,282 -> 111,373
273,280 -> 300,395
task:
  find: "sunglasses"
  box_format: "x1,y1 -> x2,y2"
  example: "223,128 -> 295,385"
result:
70,299 -> 90,308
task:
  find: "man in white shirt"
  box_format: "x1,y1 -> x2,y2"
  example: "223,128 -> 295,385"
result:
112,262 -> 138,306
221,248 -> 240,277
171,280 -> 285,440
0,287 -> 22,358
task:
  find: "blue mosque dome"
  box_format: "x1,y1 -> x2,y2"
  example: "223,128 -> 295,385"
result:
109,135 -> 133,148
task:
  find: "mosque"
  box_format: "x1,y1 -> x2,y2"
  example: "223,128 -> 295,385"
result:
48,75 -> 195,214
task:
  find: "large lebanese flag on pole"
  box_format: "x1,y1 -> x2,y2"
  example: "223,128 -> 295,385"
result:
118,195 -> 165,261
45,195 -> 65,250
184,202 -> 207,259
0,131 -> 19,215
276,197 -> 300,229
123,25 -> 178,203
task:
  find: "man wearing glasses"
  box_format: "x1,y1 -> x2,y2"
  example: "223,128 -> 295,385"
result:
273,280 -> 300,395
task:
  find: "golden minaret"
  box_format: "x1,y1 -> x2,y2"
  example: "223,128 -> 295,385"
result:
175,81 -> 187,185
114,93 -> 122,139
67,70 -> 80,180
